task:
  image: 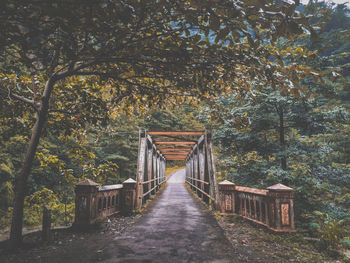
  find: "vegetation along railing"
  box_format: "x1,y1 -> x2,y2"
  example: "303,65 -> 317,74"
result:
218,180 -> 295,232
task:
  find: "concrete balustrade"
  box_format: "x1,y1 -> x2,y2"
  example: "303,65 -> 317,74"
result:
218,180 -> 295,232
74,178 -> 137,227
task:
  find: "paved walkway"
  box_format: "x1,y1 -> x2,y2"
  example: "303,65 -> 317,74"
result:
2,169 -> 238,263
98,169 -> 236,263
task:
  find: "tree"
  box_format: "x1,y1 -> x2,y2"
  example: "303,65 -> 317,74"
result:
0,0 -> 313,246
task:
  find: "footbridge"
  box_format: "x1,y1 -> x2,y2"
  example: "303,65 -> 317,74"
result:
74,130 -> 295,233
136,130 -> 219,209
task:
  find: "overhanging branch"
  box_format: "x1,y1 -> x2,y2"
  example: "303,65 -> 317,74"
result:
0,85 -> 39,112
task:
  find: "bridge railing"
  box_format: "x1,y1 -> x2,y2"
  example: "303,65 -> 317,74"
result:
185,133 -> 219,208
74,178 -> 137,227
218,180 -> 295,232
136,131 -> 167,208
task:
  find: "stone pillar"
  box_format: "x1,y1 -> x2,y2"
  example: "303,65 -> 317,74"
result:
122,178 -> 137,214
218,180 -> 236,214
267,183 -> 295,232
74,179 -> 99,227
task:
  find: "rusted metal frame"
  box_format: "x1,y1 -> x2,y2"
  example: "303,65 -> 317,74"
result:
185,135 -> 203,162
165,156 -> 189,161
203,141 -> 210,204
141,178 -> 158,184
161,159 -> 165,183
163,159 -> 166,182
205,133 -> 219,208
191,178 -> 209,185
142,184 -> 158,198
186,142 -> 197,161
156,154 -> 160,188
165,158 -> 187,160
136,130 -> 147,209
152,147 -> 157,192
159,158 -> 164,183
160,149 -> 191,153
162,152 -> 191,156
163,153 -> 189,156
148,131 -> 205,136
192,149 -> 197,193
185,160 -> 189,182
198,141 -> 206,200
158,147 -> 192,151
189,155 -> 192,189
193,146 -> 201,197
146,134 -> 153,145
154,141 -> 196,145
142,141 -> 150,200
197,135 -> 205,146
147,145 -> 153,196
186,180 -> 215,201
152,135 -> 198,142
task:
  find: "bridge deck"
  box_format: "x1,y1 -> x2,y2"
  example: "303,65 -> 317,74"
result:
100,169 -> 236,262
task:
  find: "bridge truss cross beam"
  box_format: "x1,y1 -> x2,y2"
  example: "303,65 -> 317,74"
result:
136,130 -> 219,209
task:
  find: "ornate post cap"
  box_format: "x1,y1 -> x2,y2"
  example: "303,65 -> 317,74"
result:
267,183 -> 293,192
75,179 -> 99,193
76,179 -> 99,186
218,180 -> 236,191
122,178 -> 137,189
267,183 -> 293,198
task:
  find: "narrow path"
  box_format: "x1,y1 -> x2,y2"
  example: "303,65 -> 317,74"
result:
2,169 -> 239,263
98,169 -> 236,263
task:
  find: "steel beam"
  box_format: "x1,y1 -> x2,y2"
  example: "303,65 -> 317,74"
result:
148,131 -> 205,136
154,141 -> 196,145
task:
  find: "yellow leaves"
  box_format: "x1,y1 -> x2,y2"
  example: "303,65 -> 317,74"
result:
36,152 -> 61,167
295,46 -> 303,53
242,151 -> 263,162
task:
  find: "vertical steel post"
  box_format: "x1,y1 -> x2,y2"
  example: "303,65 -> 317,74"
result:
136,130 -> 147,209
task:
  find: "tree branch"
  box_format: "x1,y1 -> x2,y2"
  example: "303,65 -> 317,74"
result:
74,71 -> 194,97
0,85 -> 39,112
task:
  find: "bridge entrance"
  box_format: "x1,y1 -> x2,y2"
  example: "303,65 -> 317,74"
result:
136,130 -> 219,209
74,130 -> 295,233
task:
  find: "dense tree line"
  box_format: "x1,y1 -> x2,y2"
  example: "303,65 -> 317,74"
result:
0,0 -> 348,253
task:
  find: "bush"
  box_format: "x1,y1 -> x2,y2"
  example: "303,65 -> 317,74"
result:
312,211 -> 346,251
0,188 -> 75,228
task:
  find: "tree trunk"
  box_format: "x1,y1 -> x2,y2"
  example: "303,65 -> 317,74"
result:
9,78 -> 56,248
278,106 -> 287,170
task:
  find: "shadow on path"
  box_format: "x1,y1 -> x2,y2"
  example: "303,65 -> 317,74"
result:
97,169 -> 237,263
2,169 -> 240,263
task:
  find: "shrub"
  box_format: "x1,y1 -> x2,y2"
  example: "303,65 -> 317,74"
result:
313,211 -> 346,251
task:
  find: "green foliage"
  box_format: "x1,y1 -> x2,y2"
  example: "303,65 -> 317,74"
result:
312,211 -> 347,251
83,162 -> 119,185
0,188 -> 75,228
0,181 -> 14,210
